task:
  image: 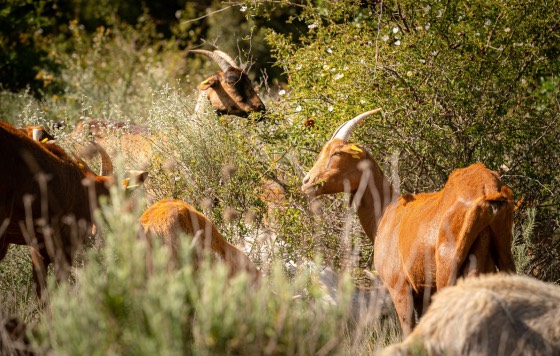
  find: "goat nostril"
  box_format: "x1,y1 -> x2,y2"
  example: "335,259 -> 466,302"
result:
303,176 -> 310,184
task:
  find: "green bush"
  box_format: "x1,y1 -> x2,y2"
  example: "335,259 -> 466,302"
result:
33,192 -> 394,355
246,0 -> 560,281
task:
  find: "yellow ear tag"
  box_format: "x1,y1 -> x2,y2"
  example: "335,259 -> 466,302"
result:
200,79 -> 209,85
41,137 -> 49,143
126,184 -> 140,190
78,163 -> 84,169
349,145 -> 363,153
340,144 -> 364,159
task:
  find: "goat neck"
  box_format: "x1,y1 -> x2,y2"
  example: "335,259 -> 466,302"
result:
350,153 -> 398,242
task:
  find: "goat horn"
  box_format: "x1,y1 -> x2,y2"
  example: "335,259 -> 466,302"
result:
213,50 -> 239,69
89,141 -> 113,176
32,128 -> 43,142
331,108 -> 382,141
189,49 -> 234,72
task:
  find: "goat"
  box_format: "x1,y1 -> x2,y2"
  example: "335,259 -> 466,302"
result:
381,273 -> 560,356
139,198 -> 260,283
0,121 -> 148,299
71,118 -> 154,169
302,109 -> 516,335
188,49 -> 266,118
19,125 -> 55,142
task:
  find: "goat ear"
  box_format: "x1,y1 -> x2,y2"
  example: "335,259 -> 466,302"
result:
122,170 -> 149,191
198,77 -> 216,90
340,144 -> 365,159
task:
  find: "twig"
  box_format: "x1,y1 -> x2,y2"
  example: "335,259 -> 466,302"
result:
181,6 -> 233,25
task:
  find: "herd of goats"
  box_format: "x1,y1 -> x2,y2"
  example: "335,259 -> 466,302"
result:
1,49 -> 560,355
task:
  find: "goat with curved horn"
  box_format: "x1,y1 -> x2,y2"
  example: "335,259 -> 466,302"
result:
188,49 -> 266,118
0,121 -> 148,299
302,110 -> 516,336
331,108 -> 382,141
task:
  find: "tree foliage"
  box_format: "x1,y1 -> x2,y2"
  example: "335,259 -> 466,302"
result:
250,0 -> 560,280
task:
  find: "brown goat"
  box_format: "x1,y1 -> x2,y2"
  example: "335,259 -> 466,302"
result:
381,273 -> 560,355
0,121 -> 147,298
71,118 -> 154,169
139,199 -> 260,283
189,49 -> 266,118
302,110 -> 516,335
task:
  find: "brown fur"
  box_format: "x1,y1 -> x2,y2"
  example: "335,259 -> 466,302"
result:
139,199 -> 260,283
381,274 -> 560,356
0,121 -> 146,299
198,66 -> 266,118
302,133 -> 515,336
72,118 -> 154,169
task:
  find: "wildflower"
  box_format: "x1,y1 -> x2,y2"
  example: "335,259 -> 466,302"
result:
240,5 -> 247,12
295,105 -> 302,112
395,40 -> 401,46
382,35 -> 389,42
278,89 -> 286,96
334,73 -> 344,80
393,27 -> 399,33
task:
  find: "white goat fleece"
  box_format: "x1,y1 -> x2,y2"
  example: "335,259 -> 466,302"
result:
381,273 -> 560,356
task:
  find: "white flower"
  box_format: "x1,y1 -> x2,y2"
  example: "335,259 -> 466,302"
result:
431,51 -> 438,56
323,64 -> 330,71
437,9 -> 442,18
334,73 -> 344,80
278,89 -> 286,96
504,27 -> 511,33
395,40 -> 401,46
308,22 -> 318,29
328,106 -> 334,112
326,48 -> 333,54
295,105 -> 302,112
424,5 -> 431,13
484,19 -> 491,26
360,99 -> 366,104
240,5 -> 247,12
393,26 -> 399,33
407,71 -> 413,77
425,22 -> 431,30
382,35 -> 389,42
419,59 -> 426,63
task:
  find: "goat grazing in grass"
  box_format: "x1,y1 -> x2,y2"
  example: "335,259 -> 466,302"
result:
302,109 -> 516,335
140,198 -> 260,283
381,273 -> 560,355
0,121 -> 147,299
188,49 -> 266,118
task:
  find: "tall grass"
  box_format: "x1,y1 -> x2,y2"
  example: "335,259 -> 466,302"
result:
31,190 -> 399,355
